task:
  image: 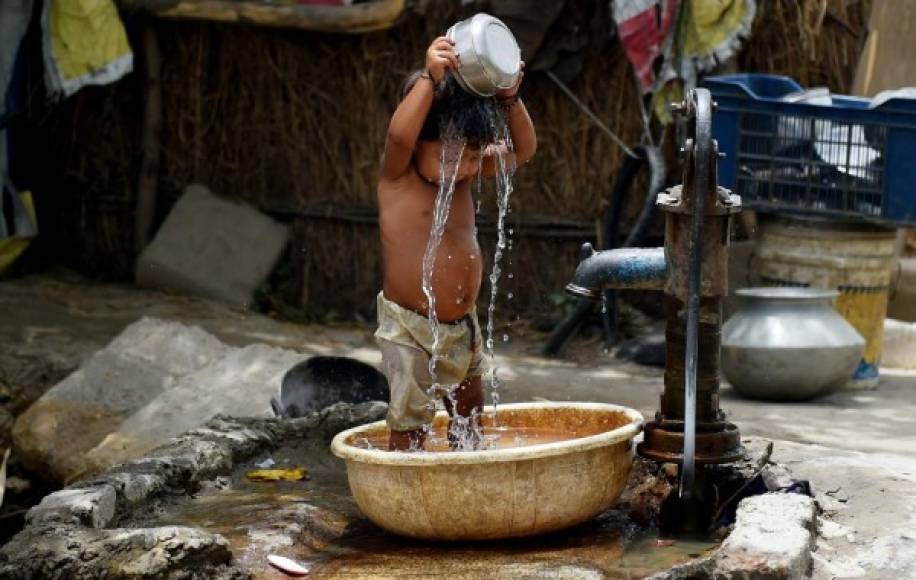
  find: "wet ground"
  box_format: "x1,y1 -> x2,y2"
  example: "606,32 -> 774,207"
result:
144,439 -> 717,579
2,274 -> 915,577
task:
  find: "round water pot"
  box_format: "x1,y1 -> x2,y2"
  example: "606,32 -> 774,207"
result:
722,287 -> 865,400
756,215 -> 897,387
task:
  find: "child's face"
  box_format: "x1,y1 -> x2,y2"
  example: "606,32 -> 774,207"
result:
416,140 -> 483,184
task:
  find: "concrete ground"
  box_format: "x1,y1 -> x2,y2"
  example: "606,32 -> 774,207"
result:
2,273 -> 915,578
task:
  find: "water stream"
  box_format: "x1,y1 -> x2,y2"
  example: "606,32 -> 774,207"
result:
416,105 -> 516,450
484,117 -> 515,416
420,125 -> 466,381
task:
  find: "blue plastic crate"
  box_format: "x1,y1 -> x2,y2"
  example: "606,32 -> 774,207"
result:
703,74 -> 916,226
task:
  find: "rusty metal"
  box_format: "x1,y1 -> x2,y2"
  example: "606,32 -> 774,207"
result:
639,419 -> 743,465
636,89 -> 743,482
657,185 -> 740,302
564,88 -> 744,510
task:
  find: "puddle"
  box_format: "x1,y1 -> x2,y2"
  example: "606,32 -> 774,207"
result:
145,441 -> 717,578
304,513 -> 717,579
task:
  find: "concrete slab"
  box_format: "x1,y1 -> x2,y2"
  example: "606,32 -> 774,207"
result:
715,494 -> 817,579
86,343 -> 304,468
135,184 -> 288,307
771,441 -> 916,580
883,319 -> 916,369
13,318 -> 303,483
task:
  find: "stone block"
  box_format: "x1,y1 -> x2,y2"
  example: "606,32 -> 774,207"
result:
12,318 -> 226,483
135,183 -> 288,307
0,525 -> 238,578
26,484 -> 117,529
714,493 -> 817,579
114,527 -> 234,577
85,343 -> 303,468
106,316 -> 229,375
13,318 -> 301,484
98,472 -> 167,504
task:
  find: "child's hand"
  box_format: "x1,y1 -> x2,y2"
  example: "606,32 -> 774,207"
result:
426,37 -> 459,84
496,61 -> 525,101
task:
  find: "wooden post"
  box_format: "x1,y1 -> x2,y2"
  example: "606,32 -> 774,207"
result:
135,23 -> 162,256
851,0 -> 916,97
122,0 -> 405,34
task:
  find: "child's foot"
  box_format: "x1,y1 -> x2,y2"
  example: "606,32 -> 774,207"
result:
388,429 -> 426,451
447,417 -> 483,451
444,375 -> 484,451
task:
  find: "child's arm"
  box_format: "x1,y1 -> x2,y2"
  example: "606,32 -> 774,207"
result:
381,37 -> 459,180
482,65 -> 537,176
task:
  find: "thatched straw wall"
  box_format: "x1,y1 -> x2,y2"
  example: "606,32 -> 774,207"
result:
28,0 -> 868,321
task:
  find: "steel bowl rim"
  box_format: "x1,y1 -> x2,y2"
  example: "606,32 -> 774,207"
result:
330,401 -> 643,466
473,15 -> 520,89
447,14 -> 520,97
447,19 -> 492,97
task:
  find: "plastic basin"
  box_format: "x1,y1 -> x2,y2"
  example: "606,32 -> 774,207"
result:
330,402 -> 643,541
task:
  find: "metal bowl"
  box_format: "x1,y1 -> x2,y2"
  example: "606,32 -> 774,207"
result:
446,13 -> 521,97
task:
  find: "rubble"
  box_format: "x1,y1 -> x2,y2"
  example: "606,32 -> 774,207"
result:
0,402 -> 386,578
12,318 -> 303,483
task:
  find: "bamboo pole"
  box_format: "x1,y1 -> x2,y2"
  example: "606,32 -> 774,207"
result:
123,0 -> 406,34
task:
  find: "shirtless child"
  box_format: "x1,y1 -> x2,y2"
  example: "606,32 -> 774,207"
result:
376,36 -> 536,451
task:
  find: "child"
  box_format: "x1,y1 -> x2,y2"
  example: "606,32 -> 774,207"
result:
376,36 -> 536,451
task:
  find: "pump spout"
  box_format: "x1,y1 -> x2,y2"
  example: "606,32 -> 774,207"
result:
565,243 -> 668,300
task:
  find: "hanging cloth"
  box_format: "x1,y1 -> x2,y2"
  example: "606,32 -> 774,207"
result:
612,0 -> 680,93
41,0 -> 133,99
1,0 -> 35,259
667,0 -> 757,90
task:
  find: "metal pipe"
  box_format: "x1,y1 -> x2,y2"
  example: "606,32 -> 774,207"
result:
565,245 -> 668,300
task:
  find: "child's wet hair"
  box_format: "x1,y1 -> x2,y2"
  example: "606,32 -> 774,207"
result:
400,70 -> 501,148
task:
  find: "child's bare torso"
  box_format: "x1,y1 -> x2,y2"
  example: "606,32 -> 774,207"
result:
378,165 -> 482,323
